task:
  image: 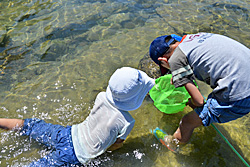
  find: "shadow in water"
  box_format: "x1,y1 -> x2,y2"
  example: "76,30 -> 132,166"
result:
160,112 -> 250,167
84,134 -> 157,167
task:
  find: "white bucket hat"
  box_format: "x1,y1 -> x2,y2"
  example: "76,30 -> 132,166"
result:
106,67 -> 155,111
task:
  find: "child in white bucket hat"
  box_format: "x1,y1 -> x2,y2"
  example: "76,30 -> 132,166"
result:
0,67 -> 155,166
106,66 -> 155,111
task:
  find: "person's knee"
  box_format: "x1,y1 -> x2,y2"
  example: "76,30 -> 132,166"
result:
181,111 -> 202,128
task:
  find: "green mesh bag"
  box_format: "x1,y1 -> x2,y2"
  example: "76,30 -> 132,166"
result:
149,74 -> 191,114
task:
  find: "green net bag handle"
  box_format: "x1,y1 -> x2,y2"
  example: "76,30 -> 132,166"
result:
149,74 -> 193,114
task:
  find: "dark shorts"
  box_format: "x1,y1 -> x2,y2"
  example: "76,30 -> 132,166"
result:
21,118 -> 81,166
195,95 -> 250,126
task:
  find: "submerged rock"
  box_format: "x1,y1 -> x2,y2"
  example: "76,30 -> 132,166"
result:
138,52 -> 161,79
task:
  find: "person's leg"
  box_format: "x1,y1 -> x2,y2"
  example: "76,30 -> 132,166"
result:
168,95 -> 250,146
0,118 -> 24,130
21,118 -> 67,147
1,118 -> 81,165
25,126 -> 81,167
27,152 -> 71,167
162,110 -> 203,152
173,110 -> 203,143
0,118 -> 63,147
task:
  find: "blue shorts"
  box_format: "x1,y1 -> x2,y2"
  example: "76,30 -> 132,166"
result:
20,118 -> 81,166
195,95 -> 250,126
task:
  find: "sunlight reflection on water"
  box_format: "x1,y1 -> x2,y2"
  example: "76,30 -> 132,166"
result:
0,0 -> 249,166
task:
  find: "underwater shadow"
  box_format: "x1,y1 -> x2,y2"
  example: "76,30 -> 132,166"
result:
83,134 -> 158,167
159,111 -> 250,167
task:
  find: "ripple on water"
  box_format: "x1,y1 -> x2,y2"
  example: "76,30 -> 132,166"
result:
0,0 -> 249,166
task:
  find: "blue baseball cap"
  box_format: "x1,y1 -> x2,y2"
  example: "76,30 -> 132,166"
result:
149,34 -> 182,75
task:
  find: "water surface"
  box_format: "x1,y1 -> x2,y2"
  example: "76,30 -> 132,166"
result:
0,0 -> 249,166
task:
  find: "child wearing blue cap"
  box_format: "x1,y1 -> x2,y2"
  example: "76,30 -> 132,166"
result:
0,67 -> 155,166
149,32 -> 250,152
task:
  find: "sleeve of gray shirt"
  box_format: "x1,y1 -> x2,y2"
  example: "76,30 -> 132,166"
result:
169,46 -> 195,88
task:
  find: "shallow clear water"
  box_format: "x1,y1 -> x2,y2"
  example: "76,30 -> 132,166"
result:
0,0 -> 249,166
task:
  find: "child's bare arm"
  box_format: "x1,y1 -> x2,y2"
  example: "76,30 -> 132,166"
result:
107,138 -> 124,151
0,118 -> 24,130
185,82 -> 204,108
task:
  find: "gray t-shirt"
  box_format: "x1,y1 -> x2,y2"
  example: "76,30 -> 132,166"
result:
169,32 -> 250,102
71,92 -> 135,164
